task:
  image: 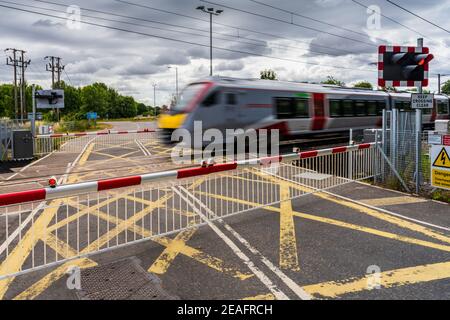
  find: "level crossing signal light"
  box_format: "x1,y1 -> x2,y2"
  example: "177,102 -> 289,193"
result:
378,46 -> 434,87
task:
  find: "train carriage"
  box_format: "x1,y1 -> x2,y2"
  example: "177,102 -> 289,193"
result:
158,77 -> 450,144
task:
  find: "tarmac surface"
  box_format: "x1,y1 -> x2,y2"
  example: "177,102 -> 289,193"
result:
0,121 -> 449,300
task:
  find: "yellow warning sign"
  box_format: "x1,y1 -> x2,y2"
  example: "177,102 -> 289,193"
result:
432,169 -> 450,190
432,148 -> 450,169
431,146 -> 450,190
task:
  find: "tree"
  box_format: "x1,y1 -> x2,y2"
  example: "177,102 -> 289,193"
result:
442,80 -> 450,95
0,84 -> 15,118
353,81 -> 373,90
321,76 -> 345,86
81,83 -> 109,117
260,69 -> 278,80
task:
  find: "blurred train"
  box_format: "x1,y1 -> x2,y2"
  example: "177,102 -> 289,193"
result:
158,77 -> 450,144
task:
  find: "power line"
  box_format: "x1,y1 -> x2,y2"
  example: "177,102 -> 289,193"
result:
249,0 -> 374,39
351,0 -> 431,39
199,0 -> 377,47
0,3 -> 375,74
31,0 -> 256,44
63,69 -> 74,87
386,0 -> 450,34
6,0 -> 342,57
113,0 -> 354,55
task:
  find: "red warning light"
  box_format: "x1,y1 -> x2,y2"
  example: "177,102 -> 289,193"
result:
49,177 -> 57,188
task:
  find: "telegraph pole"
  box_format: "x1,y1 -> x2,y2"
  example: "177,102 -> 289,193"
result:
5,48 -> 29,120
45,56 -> 65,121
45,56 -> 65,89
5,49 -> 30,120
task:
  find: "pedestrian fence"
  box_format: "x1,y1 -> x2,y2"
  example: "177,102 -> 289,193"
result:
0,143 -> 375,281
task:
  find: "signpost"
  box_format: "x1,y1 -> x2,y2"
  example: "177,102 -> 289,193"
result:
444,135 -> 450,146
411,93 -> 434,110
35,90 -> 65,109
378,39 -> 434,194
431,145 -> 450,190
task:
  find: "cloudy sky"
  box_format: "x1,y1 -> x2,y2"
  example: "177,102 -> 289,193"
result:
0,0 -> 449,106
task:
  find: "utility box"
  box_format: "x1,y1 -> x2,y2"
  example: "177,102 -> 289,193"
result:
435,120 -> 450,133
12,130 -> 34,161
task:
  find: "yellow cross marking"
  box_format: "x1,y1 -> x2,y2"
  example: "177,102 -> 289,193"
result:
193,191 -> 450,252
279,182 -> 300,271
251,169 -> 450,245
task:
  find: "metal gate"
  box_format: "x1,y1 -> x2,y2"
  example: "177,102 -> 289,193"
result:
0,143 -> 376,283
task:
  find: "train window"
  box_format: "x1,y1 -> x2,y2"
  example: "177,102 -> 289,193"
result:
329,100 -> 341,117
276,98 -> 292,119
294,99 -> 309,118
226,93 -> 237,105
377,101 -> 386,116
202,91 -> 219,107
343,100 -> 354,117
367,101 -> 377,116
355,101 -> 367,116
438,101 -> 449,114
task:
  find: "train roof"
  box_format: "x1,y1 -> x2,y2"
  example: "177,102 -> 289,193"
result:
199,76 -> 449,100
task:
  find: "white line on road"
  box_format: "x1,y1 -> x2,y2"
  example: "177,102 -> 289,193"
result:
0,138 -> 95,257
172,186 -> 290,301
176,185 -> 313,300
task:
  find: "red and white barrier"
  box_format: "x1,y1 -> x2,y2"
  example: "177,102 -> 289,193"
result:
0,143 -> 374,207
38,129 -> 156,138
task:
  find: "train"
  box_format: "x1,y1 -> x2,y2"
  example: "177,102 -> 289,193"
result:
158,77 -> 450,145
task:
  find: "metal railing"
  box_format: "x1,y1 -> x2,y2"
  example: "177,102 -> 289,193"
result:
0,143 -> 376,281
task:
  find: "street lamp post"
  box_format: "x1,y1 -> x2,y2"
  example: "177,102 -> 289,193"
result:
437,74 -> 450,94
152,83 -> 157,109
196,6 -> 223,77
168,66 -> 179,99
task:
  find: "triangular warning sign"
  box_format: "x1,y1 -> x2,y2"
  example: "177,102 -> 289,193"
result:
433,148 -> 450,169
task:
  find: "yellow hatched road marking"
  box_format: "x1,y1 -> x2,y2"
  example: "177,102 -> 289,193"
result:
78,143 -> 95,166
360,196 -> 428,207
279,182 -> 300,271
303,260 -> 450,299
252,170 -> 450,245
193,191 -> 450,252
84,203 -> 252,280
148,225 -> 198,275
243,293 -> 276,300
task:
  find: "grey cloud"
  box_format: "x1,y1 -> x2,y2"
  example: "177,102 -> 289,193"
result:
215,60 -> 244,71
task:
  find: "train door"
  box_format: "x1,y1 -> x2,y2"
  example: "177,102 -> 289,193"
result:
312,93 -> 327,131
224,91 -> 239,128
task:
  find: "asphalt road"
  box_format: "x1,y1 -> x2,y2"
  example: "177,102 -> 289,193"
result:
0,122 -> 449,300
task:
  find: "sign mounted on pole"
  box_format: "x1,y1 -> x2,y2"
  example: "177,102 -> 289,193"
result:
378,45 -> 433,87
35,90 -> 65,109
431,145 -> 450,190
411,93 -> 434,109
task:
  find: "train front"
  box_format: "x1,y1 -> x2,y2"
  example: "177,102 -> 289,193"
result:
158,82 -> 213,144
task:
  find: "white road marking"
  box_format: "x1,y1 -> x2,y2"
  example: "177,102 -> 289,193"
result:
176,185 -> 313,300
172,186 -> 290,301
0,138 -> 95,257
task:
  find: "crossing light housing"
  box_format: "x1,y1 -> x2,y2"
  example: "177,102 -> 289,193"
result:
378,46 -> 433,87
